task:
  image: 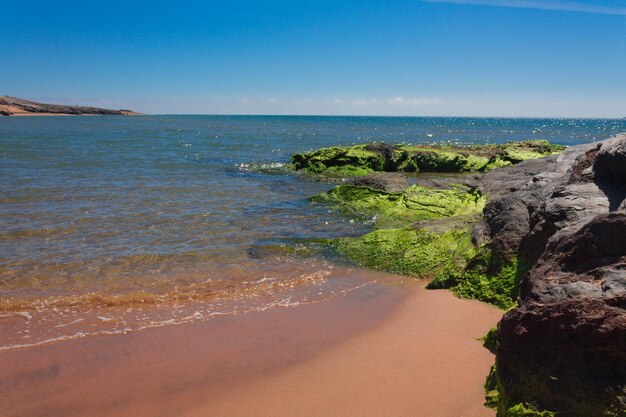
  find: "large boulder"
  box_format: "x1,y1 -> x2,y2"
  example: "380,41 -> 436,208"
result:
595,137 -> 626,184
497,213 -> 626,416
474,134 -> 626,416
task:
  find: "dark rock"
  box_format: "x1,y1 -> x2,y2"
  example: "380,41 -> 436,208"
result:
595,138 -> 626,185
476,134 -> 626,416
498,214 -> 626,416
347,172 -> 409,193
364,142 -> 402,160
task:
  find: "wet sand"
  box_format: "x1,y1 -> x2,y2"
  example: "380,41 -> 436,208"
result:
0,282 -> 500,417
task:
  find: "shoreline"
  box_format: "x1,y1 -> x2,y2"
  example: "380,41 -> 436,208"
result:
0,96 -> 140,116
0,111 -> 142,116
0,281 -> 500,417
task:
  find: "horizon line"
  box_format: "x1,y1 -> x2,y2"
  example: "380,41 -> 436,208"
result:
131,113 -> 626,120
421,0 -> 626,16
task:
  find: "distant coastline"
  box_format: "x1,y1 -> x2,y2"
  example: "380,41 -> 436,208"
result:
0,96 -> 140,116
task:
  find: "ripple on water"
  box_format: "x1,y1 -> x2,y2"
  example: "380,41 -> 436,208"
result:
1,115 -> 623,349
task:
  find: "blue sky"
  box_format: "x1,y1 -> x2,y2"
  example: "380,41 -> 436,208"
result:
1,0 -> 625,117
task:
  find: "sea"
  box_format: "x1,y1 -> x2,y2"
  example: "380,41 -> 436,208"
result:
1,115 -> 624,350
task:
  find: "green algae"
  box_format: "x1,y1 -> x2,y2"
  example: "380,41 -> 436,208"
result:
329,227 -> 477,278
504,404 -> 557,417
290,145 -> 391,176
428,249 -> 530,310
495,353 -> 626,417
311,184 -> 486,229
312,181 -> 525,309
451,258 -> 522,310
485,364 -> 500,409
309,182 -> 529,309
482,326 -> 498,354
290,140 -> 565,176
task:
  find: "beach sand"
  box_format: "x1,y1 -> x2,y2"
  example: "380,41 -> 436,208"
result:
0,282 -> 500,417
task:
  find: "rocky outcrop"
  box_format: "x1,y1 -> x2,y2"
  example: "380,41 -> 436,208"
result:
0,96 -> 139,116
295,135 -> 625,415
290,140 -> 565,176
476,134 -> 626,416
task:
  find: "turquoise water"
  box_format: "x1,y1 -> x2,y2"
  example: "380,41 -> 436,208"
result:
1,115 -> 624,348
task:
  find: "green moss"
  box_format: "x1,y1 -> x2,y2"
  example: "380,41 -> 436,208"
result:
396,147 -> 491,172
290,145 -> 387,176
428,249 -> 530,310
485,362 -> 558,416
313,184 -> 527,309
311,184 -> 486,228
291,140 -> 565,177
452,259 -> 521,310
496,350 -> 626,417
329,227 -> 477,278
504,404 -> 557,417
482,326 -> 498,353
485,364 -> 500,409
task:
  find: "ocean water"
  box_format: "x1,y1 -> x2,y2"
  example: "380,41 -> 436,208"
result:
1,115 -> 624,349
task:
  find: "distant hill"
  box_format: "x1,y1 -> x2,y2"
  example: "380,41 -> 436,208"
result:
0,96 -> 140,116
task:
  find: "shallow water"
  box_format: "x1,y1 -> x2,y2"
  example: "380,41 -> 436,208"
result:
1,115 -> 624,349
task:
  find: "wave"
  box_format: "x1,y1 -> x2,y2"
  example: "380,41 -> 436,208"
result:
0,269 -> 332,312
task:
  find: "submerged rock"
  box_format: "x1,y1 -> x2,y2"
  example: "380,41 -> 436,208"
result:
290,140 -> 564,176
331,226 -> 477,278
311,179 -> 485,279
310,182 -> 485,229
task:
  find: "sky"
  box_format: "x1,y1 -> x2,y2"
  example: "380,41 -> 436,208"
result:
1,0 -> 625,117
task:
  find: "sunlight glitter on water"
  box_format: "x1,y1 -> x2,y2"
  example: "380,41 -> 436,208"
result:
1,115 -> 622,349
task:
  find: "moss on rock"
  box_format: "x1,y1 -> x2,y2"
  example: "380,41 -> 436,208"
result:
427,249 -> 530,310
329,227 -> 478,278
312,182 -> 526,309
290,144 -> 395,176
290,140 -> 565,176
485,364 -> 500,409
482,327 -> 499,353
503,404 -> 557,417
311,184 -> 486,228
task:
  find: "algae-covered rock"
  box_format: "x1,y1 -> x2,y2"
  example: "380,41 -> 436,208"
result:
330,227 -> 477,278
311,177 -> 491,287
290,140 -> 564,176
311,183 -> 486,228
482,327 -> 499,354
290,144 -> 400,176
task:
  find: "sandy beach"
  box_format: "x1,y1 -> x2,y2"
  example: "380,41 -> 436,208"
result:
0,281 -> 500,417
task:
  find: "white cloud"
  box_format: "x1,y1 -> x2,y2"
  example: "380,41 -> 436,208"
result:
421,0 -> 626,16
239,97 -> 252,105
352,98 -> 379,106
268,97 -> 279,104
387,96 -> 444,106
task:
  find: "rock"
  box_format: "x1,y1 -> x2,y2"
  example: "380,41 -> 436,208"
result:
310,183 -> 486,229
347,172 -> 408,192
595,137 -> 626,184
290,140 -> 565,177
497,214 -> 626,417
0,95 -> 139,116
297,134 -> 626,415
473,134 -> 626,416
